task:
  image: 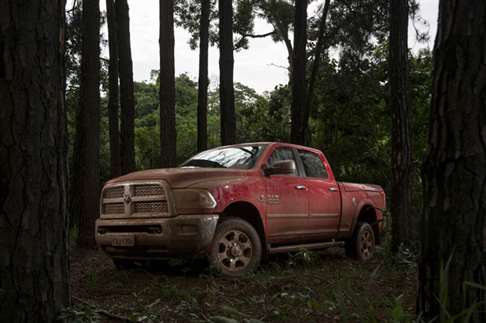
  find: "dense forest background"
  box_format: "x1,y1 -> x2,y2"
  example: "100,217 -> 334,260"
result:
66,0 -> 431,203
2,0 -> 486,321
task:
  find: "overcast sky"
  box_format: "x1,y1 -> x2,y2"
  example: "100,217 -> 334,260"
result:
96,0 -> 439,93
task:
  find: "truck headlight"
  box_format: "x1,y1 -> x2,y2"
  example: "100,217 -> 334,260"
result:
173,189 -> 217,210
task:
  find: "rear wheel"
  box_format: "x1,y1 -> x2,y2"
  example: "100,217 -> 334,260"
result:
346,222 -> 375,261
208,217 -> 262,276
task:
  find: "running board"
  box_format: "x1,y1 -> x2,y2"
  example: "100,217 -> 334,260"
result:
268,241 -> 345,254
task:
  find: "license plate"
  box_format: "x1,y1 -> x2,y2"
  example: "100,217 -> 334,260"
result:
112,236 -> 135,247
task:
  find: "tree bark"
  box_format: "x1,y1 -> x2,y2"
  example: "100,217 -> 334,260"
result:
304,0 -> 331,143
117,0 -> 136,173
107,0 -> 121,177
160,0 -> 177,167
389,0 -> 411,252
197,0 -> 210,152
0,0 -> 70,320
219,0 -> 236,145
290,0 -> 308,144
73,0 -> 101,249
417,1 -> 486,321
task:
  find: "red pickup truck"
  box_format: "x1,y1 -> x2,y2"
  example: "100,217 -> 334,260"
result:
96,142 -> 385,276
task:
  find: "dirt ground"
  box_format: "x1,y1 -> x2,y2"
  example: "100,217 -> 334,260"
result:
68,246 -> 416,323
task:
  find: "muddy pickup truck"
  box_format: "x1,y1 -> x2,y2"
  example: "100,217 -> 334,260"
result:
96,142 -> 385,276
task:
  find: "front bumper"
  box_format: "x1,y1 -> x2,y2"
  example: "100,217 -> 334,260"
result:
95,214 -> 219,259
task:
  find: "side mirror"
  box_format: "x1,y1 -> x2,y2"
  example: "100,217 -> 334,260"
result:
264,160 -> 296,176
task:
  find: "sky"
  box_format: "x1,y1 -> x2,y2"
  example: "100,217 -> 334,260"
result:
95,0 -> 439,93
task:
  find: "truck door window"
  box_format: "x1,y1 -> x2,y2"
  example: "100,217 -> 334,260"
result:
267,148 -> 297,175
298,150 -> 328,179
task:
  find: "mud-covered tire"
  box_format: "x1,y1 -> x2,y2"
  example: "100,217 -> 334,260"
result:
208,217 -> 262,276
112,258 -> 135,270
346,222 -> 375,261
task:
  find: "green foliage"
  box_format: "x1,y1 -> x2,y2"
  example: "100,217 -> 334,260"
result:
175,0 -> 259,51
59,304 -> 100,323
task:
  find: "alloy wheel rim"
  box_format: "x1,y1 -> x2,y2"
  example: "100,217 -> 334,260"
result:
217,230 -> 253,272
360,229 -> 374,259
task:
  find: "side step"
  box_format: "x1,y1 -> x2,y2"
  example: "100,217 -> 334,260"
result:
268,241 -> 345,254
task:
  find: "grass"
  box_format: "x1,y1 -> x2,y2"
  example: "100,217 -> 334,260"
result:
69,244 -> 417,322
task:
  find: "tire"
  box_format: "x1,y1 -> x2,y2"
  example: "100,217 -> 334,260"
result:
112,258 -> 135,270
208,217 -> 262,276
346,222 -> 375,261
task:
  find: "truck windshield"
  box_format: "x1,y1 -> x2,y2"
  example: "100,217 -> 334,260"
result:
181,145 -> 266,169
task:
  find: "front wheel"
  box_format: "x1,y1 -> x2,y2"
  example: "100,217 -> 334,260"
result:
208,217 -> 262,276
346,222 -> 375,261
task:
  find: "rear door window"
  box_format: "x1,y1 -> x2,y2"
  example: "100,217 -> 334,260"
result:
298,150 -> 328,179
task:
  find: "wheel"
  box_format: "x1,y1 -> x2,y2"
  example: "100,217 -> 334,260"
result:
112,258 -> 135,270
346,222 -> 375,261
208,217 -> 262,276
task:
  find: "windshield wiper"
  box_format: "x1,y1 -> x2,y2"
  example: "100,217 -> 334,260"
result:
182,159 -> 227,168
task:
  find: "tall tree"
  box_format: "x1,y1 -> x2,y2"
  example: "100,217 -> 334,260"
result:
219,0 -> 236,145
304,0 -> 331,138
417,1 -> 486,321
389,0 -> 411,251
107,0 -> 122,177
197,0 -> 210,152
117,0 -> 136,173
73,0 -> 101,248
160,0 -> 177,166
0,0 -> 70,320
290,0 -> 308,144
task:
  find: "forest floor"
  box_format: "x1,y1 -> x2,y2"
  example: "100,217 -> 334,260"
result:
68,245 -> 416,323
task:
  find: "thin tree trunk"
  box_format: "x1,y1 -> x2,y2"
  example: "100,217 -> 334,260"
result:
117,0 -> 135,173
219,0 -> 236,145
304,0 -> 331,143
290,0 -> 308,144
74,0 -> 101,249
160,0 -> 177,167
417,1 -> 486,321
389,0 -> 411,252
197,0 -> 210,152
0,0 -> 70,320
107,0 -> 121,177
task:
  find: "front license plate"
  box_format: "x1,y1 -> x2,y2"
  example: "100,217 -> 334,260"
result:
112,236 -> 135,247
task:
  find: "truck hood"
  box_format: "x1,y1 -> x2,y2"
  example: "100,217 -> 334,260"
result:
105,167 -> 249,189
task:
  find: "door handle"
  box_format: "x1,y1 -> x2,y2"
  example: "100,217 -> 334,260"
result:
295,185 -> 307,190
328,187 -> 338,192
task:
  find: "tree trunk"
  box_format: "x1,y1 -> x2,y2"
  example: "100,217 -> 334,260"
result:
417,1 -> 486,321
107,0 -> 121,177
197,0 -> 210,152
0,0 -> 70,320
219,0 -> 236,145
290,0 -> 308,144
73,0 -> 101,249
160,0 -> 177,167
117,0 -> 135,173
304,0 -> 330,143
389,0 -> 411,252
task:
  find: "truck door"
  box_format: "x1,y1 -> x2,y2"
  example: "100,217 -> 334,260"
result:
264,147 -> 310,243
297,149 -> 341,239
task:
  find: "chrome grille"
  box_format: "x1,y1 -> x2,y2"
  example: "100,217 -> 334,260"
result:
104,186 -> 124,199
134,184 -> 164,197
100,182 -> 171,218
104,203 -> 124,214
133,201 -> 168,214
